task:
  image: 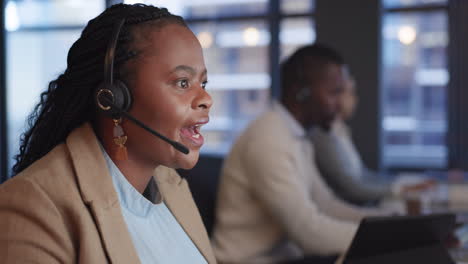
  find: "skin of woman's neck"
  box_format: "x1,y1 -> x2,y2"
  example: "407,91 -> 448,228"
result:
114,157 -> 155,194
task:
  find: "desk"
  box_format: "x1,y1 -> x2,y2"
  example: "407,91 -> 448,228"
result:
378,182 -> 468,264
417,183 -> 468,264
451,246 -> 468,263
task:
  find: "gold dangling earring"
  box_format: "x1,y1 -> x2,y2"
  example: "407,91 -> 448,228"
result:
112,117 -> 128,161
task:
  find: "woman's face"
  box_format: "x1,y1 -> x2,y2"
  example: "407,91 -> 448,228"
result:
123,23 -> 212,170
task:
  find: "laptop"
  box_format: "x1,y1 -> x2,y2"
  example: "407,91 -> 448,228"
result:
342,213 -> 457,264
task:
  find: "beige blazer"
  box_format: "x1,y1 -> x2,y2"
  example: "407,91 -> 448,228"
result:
0,123 -> 216,264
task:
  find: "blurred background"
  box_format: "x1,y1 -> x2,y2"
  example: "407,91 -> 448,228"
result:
0,0 -> 467,182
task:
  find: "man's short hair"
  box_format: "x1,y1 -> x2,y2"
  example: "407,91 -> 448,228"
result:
280,43 -> 345,101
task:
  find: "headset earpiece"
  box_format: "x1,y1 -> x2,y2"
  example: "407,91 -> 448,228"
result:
96,80 -> 132,116
112,80 -> 132,111
95,18 -> 132,117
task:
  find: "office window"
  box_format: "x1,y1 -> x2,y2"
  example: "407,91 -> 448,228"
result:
381,1 -> 448,168
5,0 -> 105,175
126,0 -> 316,155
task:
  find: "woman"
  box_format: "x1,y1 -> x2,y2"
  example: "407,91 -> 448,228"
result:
312,68 -> 433,207
0,4 -> 215,263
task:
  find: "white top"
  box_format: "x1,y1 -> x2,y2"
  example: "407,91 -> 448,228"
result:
102,148 -> 207,264
312,120 -> 393,204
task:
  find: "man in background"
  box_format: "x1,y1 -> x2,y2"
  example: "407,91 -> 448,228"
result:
212,44 -> 390,264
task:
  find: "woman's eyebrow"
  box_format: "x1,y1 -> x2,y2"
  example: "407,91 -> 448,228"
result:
171,65 -> 196,76
171,65 -> 207,78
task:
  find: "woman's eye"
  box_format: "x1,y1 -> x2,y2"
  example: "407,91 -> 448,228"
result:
177,79 -> 189,89
202,81 -> 208,89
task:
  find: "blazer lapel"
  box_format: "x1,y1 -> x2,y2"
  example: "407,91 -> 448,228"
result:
154,166 -> 217,264
66,123 -> 140,264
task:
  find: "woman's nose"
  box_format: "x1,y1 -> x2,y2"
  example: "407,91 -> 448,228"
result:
194,88 -> 213,110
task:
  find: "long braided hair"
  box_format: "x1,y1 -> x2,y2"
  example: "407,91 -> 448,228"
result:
12,4 -> 187,175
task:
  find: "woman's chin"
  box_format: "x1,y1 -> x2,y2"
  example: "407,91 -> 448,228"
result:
175,151 -> 199,170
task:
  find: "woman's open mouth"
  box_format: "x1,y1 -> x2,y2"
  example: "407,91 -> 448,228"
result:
180,119 -> 208,147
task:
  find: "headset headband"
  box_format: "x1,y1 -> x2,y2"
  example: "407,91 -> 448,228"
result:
104,18 -> 126,86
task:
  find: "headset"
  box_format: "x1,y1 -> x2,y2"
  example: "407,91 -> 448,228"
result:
95,18 -> 189,155
95,18 -> 132,117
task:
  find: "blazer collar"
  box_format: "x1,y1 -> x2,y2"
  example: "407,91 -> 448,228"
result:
154,166 -> 217,263
66,123 -> 215,263
66,123 -> 140,264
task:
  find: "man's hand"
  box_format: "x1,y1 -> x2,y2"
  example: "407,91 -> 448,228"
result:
400,179 -> 437,194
